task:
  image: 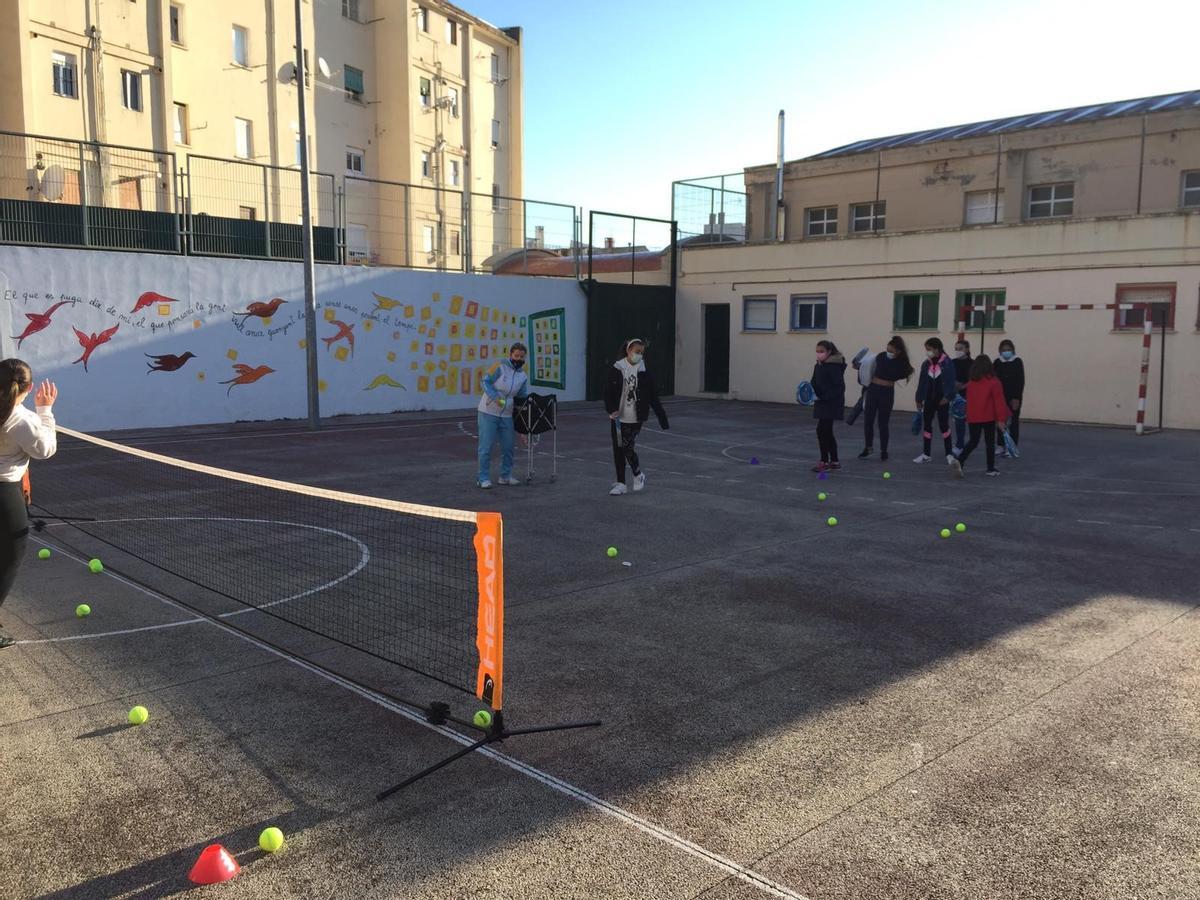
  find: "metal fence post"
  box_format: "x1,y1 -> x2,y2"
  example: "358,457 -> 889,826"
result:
170,152 -> 182,254
262,164 -> 272,259
77,140 -> 90,247
522,198 -> 528,274
403,183 -> 411,268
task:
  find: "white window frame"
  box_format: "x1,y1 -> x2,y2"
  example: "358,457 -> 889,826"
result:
422,224 -> 435,254
964,189 -> 1005,225
232,25 -> 249,66
52,52 -> 77,98
173,102 -> 189,144
1181,171 -> 1200,209
446,19 -> 458,45
449,159 -> 460,187
491,119 -> 500,149
446,85 -> 459,118
490,53 -> 500,82
345,147 -> 364,175
120,69 -> 142,111
420,150 -> 431,179
169,4 -> 184,45
789,294 -> 828,331
419,76 -> 432,108
851,201 -> 885,233
450,230 -> 461,256
341,0 -> 360,22
347,223 -> 370,262
742,296 -> 777,333
416,6 -> 429,33
1026,182 -> 1073,219
805,206 -> 837,237
234,117 -> 253,159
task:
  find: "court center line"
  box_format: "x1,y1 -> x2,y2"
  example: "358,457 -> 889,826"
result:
26,545 -> 810,900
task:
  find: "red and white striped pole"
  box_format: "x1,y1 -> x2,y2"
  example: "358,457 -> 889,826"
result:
1135,314 -> 1153,436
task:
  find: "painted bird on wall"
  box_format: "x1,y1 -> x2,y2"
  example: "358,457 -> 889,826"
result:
370,292 -> 402,314
234,298 -> 288,326
72,324 -> 120,372
219,363 -> 274,396
15,300 -> 77,347
132,291 -> 177,313
146,351 -> 196,373
322,320 -> 355,356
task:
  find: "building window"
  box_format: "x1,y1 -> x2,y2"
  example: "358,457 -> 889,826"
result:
347,223 -> 370,262
851,201 -> 885,233
422,225 -> 435,254
446,19 -> 458,45
420,150 -> 432,179
805,206 -> 837,237
416,6 -> 429,32
1115,284 -> 1175,330
789,294 -> 828,331
490,53 -> 500,82
450,159 -> 460,187
120,70 -> 142,111
1027,182 -> 1073,219
743,297 -> 776,332
419,76 -> 432,107
173,102 -> 189,144
232,25 -> 249,66
965,190 -> 1004,225
116,177 -> 143,211
492,183 -> 501,210
346,147 -> 364,175
447,86 -> 459,118
169,4 -> 184,44
238,206 -> 256,220
892,291 -> 939,330
52,52 -> 77,98
491,119 -> 500,149
344,65 -> 364,102
450,231 -> 461,255
234,117 -> 253,159
1182,171 -> 1200,209
342,0 -> 360,22
958,290 -> 1006,330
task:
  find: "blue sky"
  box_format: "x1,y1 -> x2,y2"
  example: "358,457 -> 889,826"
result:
462,0 -> 1198,224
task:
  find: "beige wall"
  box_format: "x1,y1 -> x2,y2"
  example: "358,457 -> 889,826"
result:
677,214 -> 1200,429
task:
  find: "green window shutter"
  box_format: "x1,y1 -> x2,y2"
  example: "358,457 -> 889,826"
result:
345,66 -> 364,95
923,293 -> 938,329
892,293 -> 903,329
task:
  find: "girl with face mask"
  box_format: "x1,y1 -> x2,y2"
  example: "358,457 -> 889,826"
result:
810,340 -> 846,472
603,339 -> 669,495
476,342 -> 529,489
914,337 -> 958,464
859,335 -> 913,462
993,339 -> 1025,455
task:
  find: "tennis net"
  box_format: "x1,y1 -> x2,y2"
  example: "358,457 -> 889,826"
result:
33,426 -> 505,710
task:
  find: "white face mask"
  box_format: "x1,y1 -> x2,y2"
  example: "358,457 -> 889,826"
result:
954,350 -> 967,358
885,351 -> 896,359
926,350 -> 938,360
629,352 -> 643,365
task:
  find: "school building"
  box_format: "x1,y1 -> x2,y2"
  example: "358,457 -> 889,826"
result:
675,91 -> 1200,430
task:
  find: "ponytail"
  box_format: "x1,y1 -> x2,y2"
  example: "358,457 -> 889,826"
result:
0,359 -> 32,424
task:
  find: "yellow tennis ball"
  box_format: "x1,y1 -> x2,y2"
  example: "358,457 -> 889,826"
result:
883,472 -> 892,479
473,710 -> 492,728
38,548 -> 51,560
127,705 -> 148,725
88,559 -> 104,574
606,546 -> 617,558
826,517 -> 838,527
817,492 -> 827,501
940,528 -> 951,539
259,827 -> 285,853
955,523 -> 967,533
75,603 -> 91,618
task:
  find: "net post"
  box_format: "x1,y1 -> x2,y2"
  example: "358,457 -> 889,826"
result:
1135,311 -> 1152,435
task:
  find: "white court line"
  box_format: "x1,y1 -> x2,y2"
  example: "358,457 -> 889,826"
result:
981,510 -> 1007,516
1131,524 -> 1165,530
1028,515 -> 1053,520
18,518 -> 368,645
1077,520 -> 1112,525
890,501 -> 916,506
26,545 -> 809,900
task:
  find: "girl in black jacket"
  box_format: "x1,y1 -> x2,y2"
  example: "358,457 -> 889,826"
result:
603,338 -> 669,495
993,339 -> 1026,454
914,337 -> 957,464
810,340 -> 846,472
859,335 -> 914,462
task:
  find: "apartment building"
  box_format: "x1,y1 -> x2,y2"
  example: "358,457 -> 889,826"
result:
677,91 -> 1200,428
0,0 -> 522,266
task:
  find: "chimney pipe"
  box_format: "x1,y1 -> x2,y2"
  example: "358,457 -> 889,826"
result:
774,110 -> 786,242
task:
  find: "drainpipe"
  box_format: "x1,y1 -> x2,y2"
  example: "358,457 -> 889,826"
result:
774,109 -> 786,242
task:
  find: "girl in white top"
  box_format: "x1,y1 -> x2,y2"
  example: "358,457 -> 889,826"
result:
475,342 -> 529,489
0,359 -> 58,649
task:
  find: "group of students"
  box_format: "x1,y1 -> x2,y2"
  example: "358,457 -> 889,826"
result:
807,335 -> 1025,478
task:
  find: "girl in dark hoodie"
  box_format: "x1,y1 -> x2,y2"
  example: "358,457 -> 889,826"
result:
914,337 -> 957,464
858,335 -> 914,462
810,340 -> 846,472
993,339 -> 1025,455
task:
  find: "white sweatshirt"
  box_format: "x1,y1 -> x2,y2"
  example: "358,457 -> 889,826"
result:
0,404 -> 57,482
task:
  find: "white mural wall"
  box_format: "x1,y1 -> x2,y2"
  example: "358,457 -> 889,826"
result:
0,247 -> 586,432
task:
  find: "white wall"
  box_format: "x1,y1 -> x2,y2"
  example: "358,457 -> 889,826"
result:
0,247 -> 585,431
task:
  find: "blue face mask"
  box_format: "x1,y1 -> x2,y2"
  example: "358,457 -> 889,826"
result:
510,358 -> 524,370
1000,350 -> 1015,361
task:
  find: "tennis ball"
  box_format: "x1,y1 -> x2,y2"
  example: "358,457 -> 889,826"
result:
127,705 -> 148,726
473,710 -> 492,729
38,548 -> 51,560
606,546 -> 617,558
883,472 -> 892,480
939,528 -> 951,539
826,517 -> 838,527
817,492 -> 827,501
75,603 -> 91,618
497,398 -> 507,409
955,523 -> 967,533
259,827 -> 285,853
88,559 -> 104,574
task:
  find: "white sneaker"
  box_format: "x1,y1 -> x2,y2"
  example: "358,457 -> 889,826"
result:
950,457 -> 963,479
478,479 -> 493,489
498,476 -> 521,486
946,454 -> 956,466
633,473 -> 646,492
913,453 -> 932,463
609,483 -> 627,495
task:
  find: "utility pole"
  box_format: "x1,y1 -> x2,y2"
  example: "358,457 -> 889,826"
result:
294,0 -> 320,429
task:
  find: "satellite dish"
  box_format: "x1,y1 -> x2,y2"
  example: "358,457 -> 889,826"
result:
317,57 -> 331,78
41,164 -> 65,202
280,61 -> 297,83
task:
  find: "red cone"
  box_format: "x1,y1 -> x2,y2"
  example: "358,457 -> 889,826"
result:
188,844 -> 241,885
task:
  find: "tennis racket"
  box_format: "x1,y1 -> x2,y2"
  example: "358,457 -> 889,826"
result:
910,411 -> 923,435
950,394 -> 966,421
795,380 -> 815,406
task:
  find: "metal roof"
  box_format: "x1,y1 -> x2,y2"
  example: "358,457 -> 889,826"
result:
805,90 -> 1200,161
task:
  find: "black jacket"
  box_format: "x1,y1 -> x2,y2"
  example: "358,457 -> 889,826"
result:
994,357 -> 1025,402
953,354 -> 972,390
810,354 -> 847,420
604,363 -> 669,428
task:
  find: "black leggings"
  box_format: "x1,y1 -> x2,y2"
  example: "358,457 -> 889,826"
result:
0,479 -> 29,613
862,384 -> 894,451
816,419 -> 838,463
997,404 -> 1021,446
958,422 -> 997,471
611,421 -> 642,482
922,401 -> 953,456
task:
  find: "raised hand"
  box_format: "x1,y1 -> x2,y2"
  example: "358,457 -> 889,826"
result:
34,380 -> 57,408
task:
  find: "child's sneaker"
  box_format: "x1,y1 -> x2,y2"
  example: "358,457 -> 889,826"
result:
609,483 -> 627,495
498,475 -> 521,486
880,451 -> 889,462
913,453 -> 932,463
985,469 -> 1000,477
811,462 -> 828,473
478,479 -> 493,489
950,458 -> 963,479
633,473 -> 646,492
857,447 -> 873,459
827,461 -> 842,470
